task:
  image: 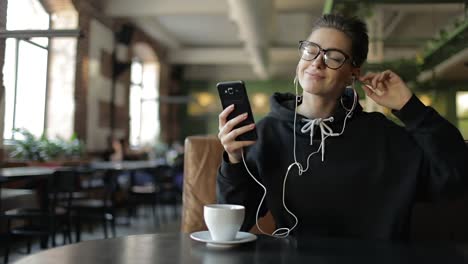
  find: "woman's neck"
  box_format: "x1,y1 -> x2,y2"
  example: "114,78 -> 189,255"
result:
297,93 -> 338,119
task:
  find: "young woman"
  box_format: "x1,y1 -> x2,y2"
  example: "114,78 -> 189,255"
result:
216,14 -> 468,241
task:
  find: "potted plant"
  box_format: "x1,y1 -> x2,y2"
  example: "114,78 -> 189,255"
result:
9,128 -> 85,165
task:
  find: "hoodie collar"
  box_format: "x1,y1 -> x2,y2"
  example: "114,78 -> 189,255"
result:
268,88 -> 362,129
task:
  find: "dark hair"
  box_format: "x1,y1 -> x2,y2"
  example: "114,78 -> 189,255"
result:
311,14 -> 368,67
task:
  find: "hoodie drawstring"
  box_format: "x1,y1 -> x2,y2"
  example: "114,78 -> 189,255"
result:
300,117 -> 339,161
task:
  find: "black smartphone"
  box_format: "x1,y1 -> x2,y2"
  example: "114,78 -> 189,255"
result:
217,80 -> 257,141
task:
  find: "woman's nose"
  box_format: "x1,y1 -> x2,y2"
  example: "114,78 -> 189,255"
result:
311,52 -> 326,68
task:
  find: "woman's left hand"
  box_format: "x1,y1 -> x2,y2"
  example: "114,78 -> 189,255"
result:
359,70 -> 413,111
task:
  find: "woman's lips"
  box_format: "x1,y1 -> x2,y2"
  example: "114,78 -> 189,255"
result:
304,71 -> 325,80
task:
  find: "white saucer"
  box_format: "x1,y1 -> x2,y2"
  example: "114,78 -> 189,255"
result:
190,231 -> 257,248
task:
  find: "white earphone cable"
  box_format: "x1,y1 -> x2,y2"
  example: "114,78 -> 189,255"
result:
239,76 -> 357,238
241,150 -> 298,238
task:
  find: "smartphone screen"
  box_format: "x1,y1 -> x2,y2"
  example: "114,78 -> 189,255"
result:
217,80 -> 257,141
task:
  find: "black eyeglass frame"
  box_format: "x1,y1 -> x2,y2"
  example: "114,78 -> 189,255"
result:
298,40 -> 353,70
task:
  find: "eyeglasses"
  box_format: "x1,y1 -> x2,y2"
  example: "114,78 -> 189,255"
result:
298,40 -> 351,70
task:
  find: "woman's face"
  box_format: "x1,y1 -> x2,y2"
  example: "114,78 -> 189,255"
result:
297,27 -> 357,99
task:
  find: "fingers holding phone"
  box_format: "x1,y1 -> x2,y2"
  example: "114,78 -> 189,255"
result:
218,106 -> 256,163
218,104 -> 235,130
217,81 -> 258,163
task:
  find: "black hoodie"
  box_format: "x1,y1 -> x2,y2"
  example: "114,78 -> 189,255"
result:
217,90 -> 468,241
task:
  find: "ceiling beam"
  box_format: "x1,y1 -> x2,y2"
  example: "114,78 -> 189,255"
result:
170,48 -> 249,65
417,47 -> 468,82
104,0 -> 227,16
183,63 -> 299,81
184,65 -> 261,81
131,17 -> 181,50
378,3 -> 465,12
349,0 -> 465,3
227,0 -> 274,79
169,46 -> 419,65
0,29 -> 81,38
275,0 -> 324,12
383,11 -> 405,39
169,47 -> 300,65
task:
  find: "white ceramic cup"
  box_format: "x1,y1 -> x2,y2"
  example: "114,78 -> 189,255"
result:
204,204 -> 245,242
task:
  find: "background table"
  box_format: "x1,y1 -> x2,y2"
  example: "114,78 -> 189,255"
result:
12,233 -> 468,264
0,166 -> 57,211
0,167 -> 56,181
89,160 -> 164,171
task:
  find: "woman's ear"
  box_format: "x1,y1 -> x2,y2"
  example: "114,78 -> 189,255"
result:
351,68 -> 361,79
347,68 -> 361,86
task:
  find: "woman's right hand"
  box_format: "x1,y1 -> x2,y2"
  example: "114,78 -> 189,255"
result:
218,104 -> 256,164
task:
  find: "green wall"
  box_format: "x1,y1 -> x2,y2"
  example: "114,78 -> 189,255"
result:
414,81 -> 468,139
181,79 -> 293,138
416,82 -> 464,120
181,79 -> 468,140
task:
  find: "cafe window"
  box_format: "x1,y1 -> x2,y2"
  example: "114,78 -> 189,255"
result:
3,0 -> 50,139
456,91 -> 468,139
129,59 -> 160,147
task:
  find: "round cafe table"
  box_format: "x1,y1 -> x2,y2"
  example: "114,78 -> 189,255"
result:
13,233 -> 468,264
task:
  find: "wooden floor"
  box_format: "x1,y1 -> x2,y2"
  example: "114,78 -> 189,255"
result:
4,204 -> 181,263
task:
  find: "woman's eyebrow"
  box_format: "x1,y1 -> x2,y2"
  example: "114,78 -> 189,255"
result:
311,42 -> 347,52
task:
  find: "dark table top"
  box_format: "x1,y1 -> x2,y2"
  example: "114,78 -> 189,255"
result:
89,160 -> 164,171
0,167 -> 56,182
12,233 -> 468,264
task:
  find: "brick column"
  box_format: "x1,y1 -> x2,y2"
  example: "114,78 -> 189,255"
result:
159,65 -> 184,144
168,66 -> 184,144
72,0 -> 115,148
73,6 -> 91,143
158,62 -> 170,143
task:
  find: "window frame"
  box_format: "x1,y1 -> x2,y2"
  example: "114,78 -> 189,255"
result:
3,0 -> 51,140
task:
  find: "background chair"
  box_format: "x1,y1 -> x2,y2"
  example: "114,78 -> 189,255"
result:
128,164 -> 181,226
3,168 -> 76,263
182,136 -> 468,240
70,169 -> 118,242
181,135 -> 275,235
1,185 -> 36,264
154,164 -> 181,222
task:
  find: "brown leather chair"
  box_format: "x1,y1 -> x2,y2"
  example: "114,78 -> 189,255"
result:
181,135 -> 275,234
181,136 -> 468,241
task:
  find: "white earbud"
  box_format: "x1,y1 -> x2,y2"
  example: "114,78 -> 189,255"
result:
350,75 -> 356,86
